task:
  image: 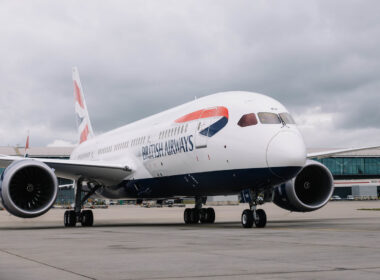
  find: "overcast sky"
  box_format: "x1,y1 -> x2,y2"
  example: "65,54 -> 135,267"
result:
0,0 -> 379,148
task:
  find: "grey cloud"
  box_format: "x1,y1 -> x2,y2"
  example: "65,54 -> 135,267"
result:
0,0 -> 380,147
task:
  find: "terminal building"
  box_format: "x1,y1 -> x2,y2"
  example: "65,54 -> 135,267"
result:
310,148 -> 380,199
1,146 -> 380,204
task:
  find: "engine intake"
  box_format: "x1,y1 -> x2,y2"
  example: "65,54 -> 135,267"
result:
273,160 -> 334,212
0,160 -> 58,218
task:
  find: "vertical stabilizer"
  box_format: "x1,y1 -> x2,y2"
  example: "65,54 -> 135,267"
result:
24,132 -> 29,157
72,67 -> 94,144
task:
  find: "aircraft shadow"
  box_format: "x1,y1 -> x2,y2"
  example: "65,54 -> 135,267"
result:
1,217 -> 371,231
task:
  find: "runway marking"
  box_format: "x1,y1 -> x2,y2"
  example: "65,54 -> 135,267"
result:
129,266 -> 380,279
267,226 -> 380,232
0,248 -> 97,280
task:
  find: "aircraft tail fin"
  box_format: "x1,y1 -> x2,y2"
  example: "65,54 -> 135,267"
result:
72,67 -> 94,144
24,132 -> 29,157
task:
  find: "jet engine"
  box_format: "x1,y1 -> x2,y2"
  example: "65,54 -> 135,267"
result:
0,160 -> 58,218
273,160 -> 334,212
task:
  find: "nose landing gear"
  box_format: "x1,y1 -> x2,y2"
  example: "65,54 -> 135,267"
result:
241,208 -> 267,228
240,189 -> 268,228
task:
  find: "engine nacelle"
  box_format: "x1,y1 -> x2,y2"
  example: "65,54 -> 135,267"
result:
273,160 -> 334,212
0,160 -> 58,218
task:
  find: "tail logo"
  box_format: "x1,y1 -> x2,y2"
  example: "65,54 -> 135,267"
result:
175,106 -> 229,137
72,67 -> 94,144
74,81 -> 85,109
80,125 -> 89,144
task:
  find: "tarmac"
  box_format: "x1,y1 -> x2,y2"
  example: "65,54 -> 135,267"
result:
1,201 -> 380,280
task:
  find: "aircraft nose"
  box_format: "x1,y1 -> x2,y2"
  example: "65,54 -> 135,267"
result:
266,131 -> 306,179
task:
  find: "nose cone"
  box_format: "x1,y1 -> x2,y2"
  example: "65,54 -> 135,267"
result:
266,131 -> 306,179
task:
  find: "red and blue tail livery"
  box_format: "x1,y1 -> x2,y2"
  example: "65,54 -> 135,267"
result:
72,67 -> 94,144
175,106 -> 229,137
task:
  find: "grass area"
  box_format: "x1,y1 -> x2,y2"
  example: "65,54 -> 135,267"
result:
357,208 -> 380,211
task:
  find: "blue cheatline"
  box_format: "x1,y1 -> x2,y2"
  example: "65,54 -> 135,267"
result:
200,117 -> 228,137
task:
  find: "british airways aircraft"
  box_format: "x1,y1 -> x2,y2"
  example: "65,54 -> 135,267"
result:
0,68 -> 377,228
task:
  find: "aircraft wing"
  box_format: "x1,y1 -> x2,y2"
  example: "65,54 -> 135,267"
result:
0,155 -> 133,185
307,146 -> 380,159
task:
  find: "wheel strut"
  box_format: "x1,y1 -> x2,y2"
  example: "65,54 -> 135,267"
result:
240,189 -> 267,228
64,179 -> 99,227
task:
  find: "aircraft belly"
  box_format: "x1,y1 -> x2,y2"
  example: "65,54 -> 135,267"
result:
107,166 -> 301,199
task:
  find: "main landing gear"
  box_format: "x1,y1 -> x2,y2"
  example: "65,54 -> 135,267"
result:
64,180 -> 100,227
64,209 -> 93,227
184,196 -> 215,224
240,189 -> 267,228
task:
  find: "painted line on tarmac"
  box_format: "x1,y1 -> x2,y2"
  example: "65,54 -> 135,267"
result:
131,266 -> 380,279
0,248 -> 97,280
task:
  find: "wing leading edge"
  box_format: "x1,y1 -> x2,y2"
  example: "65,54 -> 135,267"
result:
307,146 -> 380,159
0,155 -> 133,185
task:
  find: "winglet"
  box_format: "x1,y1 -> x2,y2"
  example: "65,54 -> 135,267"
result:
72,67 -> 94,144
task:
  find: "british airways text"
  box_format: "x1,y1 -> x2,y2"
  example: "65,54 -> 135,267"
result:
142,135 -> 194,160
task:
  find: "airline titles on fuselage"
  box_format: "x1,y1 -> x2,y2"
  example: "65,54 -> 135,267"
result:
142,135 -> 194,160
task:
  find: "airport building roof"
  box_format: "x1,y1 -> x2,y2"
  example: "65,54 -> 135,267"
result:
307,148 -> 380,157
0,146 -> 74,158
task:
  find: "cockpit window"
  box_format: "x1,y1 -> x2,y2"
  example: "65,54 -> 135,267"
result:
279,112 -> 296,124
258,112 -> 281,124
238,113 -> 258,127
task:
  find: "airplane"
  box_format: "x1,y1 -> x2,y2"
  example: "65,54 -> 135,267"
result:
0,68 -> 378,228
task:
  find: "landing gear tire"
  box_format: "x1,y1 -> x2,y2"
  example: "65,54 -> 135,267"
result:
205,208 -> 215,223
184,208 -> 200,224
64,210 -> 76,227
189,209 -> 200,224
199,209 -> 208,223
254,209 -> 267,228
80,210 -> 94,227
199,208 -> 215,224
184,208 -> 192,224
241,209 -> 254,228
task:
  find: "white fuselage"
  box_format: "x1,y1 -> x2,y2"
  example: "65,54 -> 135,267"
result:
70,91 -> 306,198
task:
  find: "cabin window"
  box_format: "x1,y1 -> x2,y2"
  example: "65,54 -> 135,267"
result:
238,113 -> 258,127
258,112 -> 281,124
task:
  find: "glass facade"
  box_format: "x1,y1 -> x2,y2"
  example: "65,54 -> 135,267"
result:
56,188 -> 75,205
315,157 -> 380,176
